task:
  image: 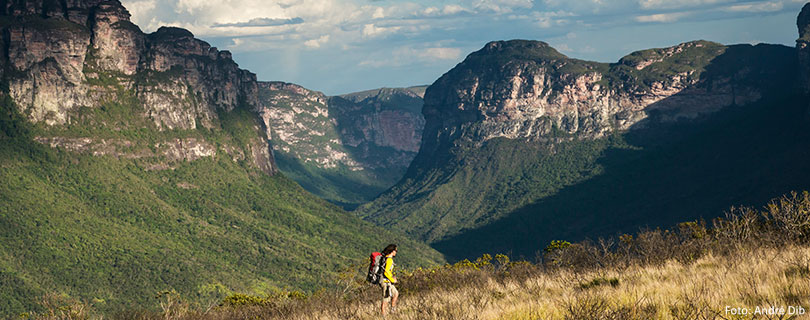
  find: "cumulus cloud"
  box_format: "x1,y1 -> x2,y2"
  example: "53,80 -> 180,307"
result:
304,35 -> 330,48
122,0 -> 156,24
532,10 -> 574,28
372,7 -> 385,19
473,0 -> 533,13
212,17 -> 304,28
362,23 -> 400,38
635,12 -> 690,22
637,0 -> 731,10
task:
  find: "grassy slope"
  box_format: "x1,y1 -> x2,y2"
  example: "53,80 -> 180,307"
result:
183,245 -> 810,320
0,93 -> 444,316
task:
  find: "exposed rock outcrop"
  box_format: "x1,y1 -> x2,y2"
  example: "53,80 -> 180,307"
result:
257,81 -> 425,205
1,0 -> 260,128
419,40 -> 785,158
258,82 -> 424,171
0,0 -> 275,175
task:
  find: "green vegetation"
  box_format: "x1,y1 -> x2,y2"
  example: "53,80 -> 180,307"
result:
0,89 -> 444,317
431,92 -> 810,261
362,133 -> 623,242
23,191 -> 810,319
274,152 -> 405,210
607,40 -> 726,90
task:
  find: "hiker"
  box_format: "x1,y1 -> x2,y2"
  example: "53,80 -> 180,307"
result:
380,244 -> 399,315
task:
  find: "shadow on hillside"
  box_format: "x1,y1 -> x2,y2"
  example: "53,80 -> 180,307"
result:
432,43 -> 810,261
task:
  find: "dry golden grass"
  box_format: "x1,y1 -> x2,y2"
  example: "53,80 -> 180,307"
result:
116,244 -> 808,320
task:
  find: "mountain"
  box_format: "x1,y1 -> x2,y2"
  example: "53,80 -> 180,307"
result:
360,12 -> 810,260
259,82 -> 425,209
0,1 -> 443,316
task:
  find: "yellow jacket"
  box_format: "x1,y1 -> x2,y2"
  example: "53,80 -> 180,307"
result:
382,256 -> 396,283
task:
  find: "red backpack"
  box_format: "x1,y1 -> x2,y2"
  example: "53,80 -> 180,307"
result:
366,252 -> 384,284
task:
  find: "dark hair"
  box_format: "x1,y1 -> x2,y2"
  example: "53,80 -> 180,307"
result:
381,244 -> 397,256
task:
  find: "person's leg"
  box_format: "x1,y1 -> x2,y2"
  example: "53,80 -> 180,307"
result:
381,284 -> 390,315
390,285 -> 399,312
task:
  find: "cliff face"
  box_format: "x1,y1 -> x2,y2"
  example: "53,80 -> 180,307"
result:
257,82 -> 424,206
418,40 -> 782,161
0,0 -> 274,174
362,37 -> 797,243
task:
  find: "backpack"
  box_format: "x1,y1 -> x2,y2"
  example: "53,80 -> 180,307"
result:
366,252 -> 385,284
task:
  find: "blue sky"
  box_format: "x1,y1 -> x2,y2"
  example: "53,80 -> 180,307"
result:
121,0 -> 808,95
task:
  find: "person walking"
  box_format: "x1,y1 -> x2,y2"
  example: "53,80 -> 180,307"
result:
380,244 -> 399,315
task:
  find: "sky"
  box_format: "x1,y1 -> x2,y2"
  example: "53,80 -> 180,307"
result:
121,0 -> 809,95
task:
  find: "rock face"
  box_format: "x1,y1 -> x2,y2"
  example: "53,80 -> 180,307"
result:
0,0 -> 275,175
418,40 -> 779,160
334,86 -> 426,154
257,81 -> 425,205
362,37 -> 797,242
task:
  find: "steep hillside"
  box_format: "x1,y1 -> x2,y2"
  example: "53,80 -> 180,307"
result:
259,82 -> 425,208
0,1 -> 443,316
360,13 -> 808,259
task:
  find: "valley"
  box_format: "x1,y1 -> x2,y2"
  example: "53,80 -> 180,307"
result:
2,0 -> 810,317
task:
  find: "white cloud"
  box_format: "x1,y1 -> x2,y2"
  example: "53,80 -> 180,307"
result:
212,17 -> 303,28
420,47 -> 462,60
532,10 -> 575,28
443,5 -> 467,15
724,1 -> 783,12
360,45 -> 462,67
362,23 -> 400,38
122,0 -> 156,24
474,0 -> 533,13
413,4 -> 471,18
635,12 -> 690,22
422,7 -> 440,16
304,35 -> 330,48
637,0 -> 730,10
372,7 -> 385,19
